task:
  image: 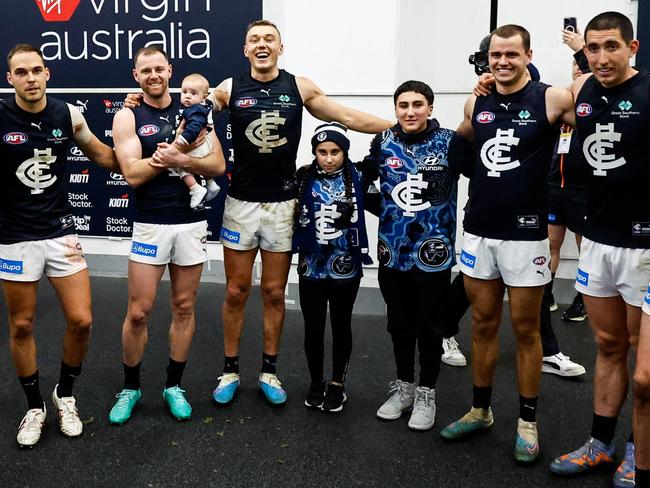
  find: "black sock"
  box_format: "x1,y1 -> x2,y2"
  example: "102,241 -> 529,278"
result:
636,468 -> 650,485
123,362 -> 141,391
591,413 -> 617,445
223,356 -> 239,374
472,385 -> 492,410
261,353 -> 277,374
57,361 -> 81,397
519,395 -> 538,422
629,432 -> 634,443
165,358 -> 187,388
19,372 -> 44,410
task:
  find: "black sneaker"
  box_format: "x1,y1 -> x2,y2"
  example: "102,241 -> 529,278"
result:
562,294 -> 587,322
543,284 -> 558,312
304,381 -> 325,409
322,383 -> 347,413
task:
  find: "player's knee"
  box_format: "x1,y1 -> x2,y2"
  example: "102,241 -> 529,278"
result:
594,330 -> 628,358
127,303 -> 153,326
225,281 -> 251,306
512,323 -> 539,346
473,320 -> 500,342
67,313 -> 92,338
10,316 -> 35,340
633,367 -> 650,404
261,283 -> 285,307
171,295 -> 195,318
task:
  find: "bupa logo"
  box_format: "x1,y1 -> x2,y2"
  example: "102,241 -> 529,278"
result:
576,103 -> 593,117
532,256 -> 546,266
235,97 -> 257,108
0,258 -> 23,275
476,111 -> 496,124
138,125 -> 160,137
34,0 -> 81,22
460,250 -> 476,269
385,157 -> 403,169
109,194 -> 129,208
69,169 -> 89,183
576,268 -> 589,286
131,241 -> 157,257
3,132 -> 28,145
220,227 -> 241,244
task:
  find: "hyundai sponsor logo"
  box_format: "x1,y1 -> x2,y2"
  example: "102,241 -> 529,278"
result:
0,258 -> 23,274
131,241 -> 157,257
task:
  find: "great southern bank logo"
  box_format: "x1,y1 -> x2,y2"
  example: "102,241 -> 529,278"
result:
34,0 -> 81,22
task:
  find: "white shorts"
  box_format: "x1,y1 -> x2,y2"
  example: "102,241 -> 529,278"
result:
459,232 -> 551,287
0,235 -> 87,282
575,238 -> 650,307
642,285 -> 650,315
130,221 -> 208,266
220,196 -> 295,252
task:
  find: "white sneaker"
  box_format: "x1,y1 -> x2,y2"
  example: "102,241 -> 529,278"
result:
376,380 -> 416,420
188,184 -> 208,208
442,337 -> 467,367
205,179 -> 221,202
542,352 -> 586,377
51,386 -> 83,437
17,406 -> 46,448
408,386 -> 436,430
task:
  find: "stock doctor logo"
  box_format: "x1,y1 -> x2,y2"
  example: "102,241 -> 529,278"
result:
576,103 -> 593,117
476,111 -> 495,124
3,132 -> 28,145
138,124 -> 160,137
235,97 -> 257,108
34,0 -> 81,22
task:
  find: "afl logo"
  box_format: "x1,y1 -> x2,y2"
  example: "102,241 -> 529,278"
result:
476,111 -> 496,124
576,103 -> 592,117
532,256 -> 547,265
4,132 -> 28,144
138,125 -> 160,136
386,157 -> 403,169
235,97 -> 257,108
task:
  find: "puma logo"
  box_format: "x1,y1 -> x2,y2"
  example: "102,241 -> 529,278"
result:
160,116 -> 170,123
260,88 -> 270,96
31,122 -> 42,130
500,103 -> 511,111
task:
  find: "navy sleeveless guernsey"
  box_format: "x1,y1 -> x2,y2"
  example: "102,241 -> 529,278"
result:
464,81 -> 557,240
228,69 -> 303,202
131,100 -> 206,224
575,70 -> 650,248
0,97 -> 75,244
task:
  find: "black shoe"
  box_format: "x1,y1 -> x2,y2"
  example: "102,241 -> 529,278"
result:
322,383 -> 347,413
543,284 -> 557,312
304,381 -> 325,409
562,294 -> 587,322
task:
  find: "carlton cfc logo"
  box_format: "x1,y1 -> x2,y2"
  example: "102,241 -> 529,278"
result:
138,125 -> 160,137
576,103 -> 593,117
34,0 -> 81,22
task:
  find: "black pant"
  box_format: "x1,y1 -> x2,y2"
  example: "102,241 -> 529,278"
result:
378,266 -> 451,389
445,272 -> 560,356
299,277 -> 361,383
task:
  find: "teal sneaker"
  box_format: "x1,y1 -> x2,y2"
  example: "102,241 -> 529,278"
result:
163,386 -> 192,421
612,442 -> 635,488
109,389 -> 141,425
212,373 -> 240,405
258,373 -> 287,405
514,418 -> 540,463
440,406 -> 494,440
549,437 -> 615,476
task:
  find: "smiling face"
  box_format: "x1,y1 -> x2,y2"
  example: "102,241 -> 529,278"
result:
244,24 -> 283,78
488,34 -> 531,89
395,91 -> 432,134
584,28 -> 638,88
315,141 -> 345,174
133,52 -> 172,100
7,50 -> 49,112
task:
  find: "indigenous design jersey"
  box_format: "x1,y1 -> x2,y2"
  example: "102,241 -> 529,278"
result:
0,97 -> 75,244
228,69 -> 303,202
296,166 -> 364,281
547,125 -> 588,189
575,70 -> 650,248
362,120 -> 457,272
131,100 -> 206,224
465,81 -> 557,240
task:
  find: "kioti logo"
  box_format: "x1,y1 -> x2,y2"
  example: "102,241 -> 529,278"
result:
34,0 -> 81,22
109,194 -> 130,208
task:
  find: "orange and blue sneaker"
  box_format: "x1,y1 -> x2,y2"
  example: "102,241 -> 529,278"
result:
612,442 -> 635,488
550,437 -> 615,475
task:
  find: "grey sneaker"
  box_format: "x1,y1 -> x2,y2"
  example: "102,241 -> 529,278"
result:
442,337 -> 467,367
376,380 -> 416,420
408,386 -> 436,430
